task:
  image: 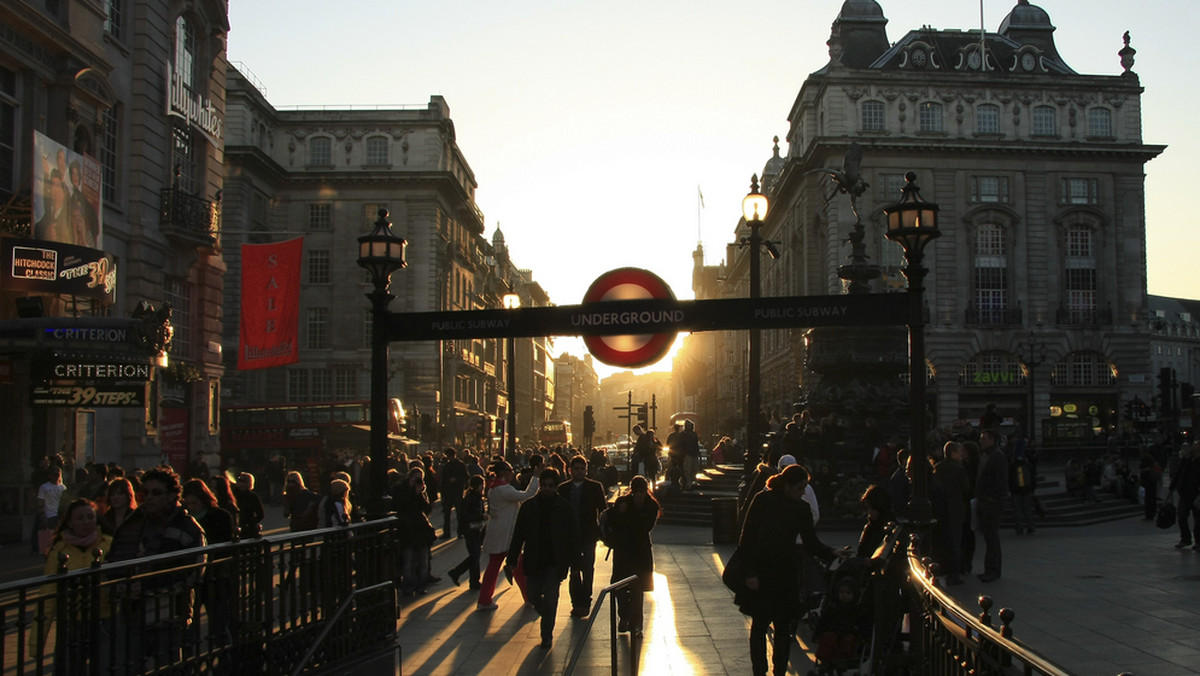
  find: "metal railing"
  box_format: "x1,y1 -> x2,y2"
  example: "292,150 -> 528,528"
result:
563,575 -> 639,676
905,542 -> 1073,676
0,519 -> 401,675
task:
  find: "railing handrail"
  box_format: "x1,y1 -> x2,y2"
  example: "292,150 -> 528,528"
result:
563,574 -> 640,676
290,580 -> 397,676
906,545 -> 1074,676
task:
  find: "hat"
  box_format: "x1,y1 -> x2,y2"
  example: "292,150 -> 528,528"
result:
488,460 -> 513,474
777,454 -> 797,469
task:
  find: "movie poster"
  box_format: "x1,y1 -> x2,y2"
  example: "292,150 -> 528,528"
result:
32,131 -> 104,249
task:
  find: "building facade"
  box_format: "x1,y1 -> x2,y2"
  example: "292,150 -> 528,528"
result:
0,1 -> 230,537
551,352 -> 600,446
221,67 -> 556,468
684,0 -> 1164,448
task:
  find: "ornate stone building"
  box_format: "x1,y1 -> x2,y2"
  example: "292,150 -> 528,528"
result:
0,1 -> 230,537
686,0 -> 1164,447
221,67 -> 555,463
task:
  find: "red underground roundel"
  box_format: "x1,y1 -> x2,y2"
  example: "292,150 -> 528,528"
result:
581,267 -> 677,368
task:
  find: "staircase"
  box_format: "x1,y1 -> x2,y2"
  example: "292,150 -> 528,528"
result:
657,463 -> 1146,534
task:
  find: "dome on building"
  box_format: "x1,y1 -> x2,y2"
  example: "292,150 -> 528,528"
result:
762,137 -> 786,181
999,0 -> 1053,33
838,0 -> 884,19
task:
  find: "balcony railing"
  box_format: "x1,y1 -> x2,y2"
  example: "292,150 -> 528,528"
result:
965,304 -> 1023,326
1056,305 -> 1112,326
160,187 -> 220,250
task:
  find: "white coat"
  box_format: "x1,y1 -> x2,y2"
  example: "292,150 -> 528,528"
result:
481,476 -> 540,555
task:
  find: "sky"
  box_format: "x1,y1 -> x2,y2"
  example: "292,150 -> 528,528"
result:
226,0 -> 1199,378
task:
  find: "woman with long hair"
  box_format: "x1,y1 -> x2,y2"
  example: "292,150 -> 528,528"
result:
181,479 -> 236,646
98,478 -> 138,536
207,475 -> 241,533
284,471 -> 319,531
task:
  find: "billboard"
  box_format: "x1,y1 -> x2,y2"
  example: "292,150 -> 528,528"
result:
1,237 -> 117,303
32,131 -> 103,249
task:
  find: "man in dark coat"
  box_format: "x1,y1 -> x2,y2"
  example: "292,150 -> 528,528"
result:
975,429 -> 1009,582
558,455 -> 608,618
507,468 -> 579,649
438,447 -> 469,539
933,441 -> 970,585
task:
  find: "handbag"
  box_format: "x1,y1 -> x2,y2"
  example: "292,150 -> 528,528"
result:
721,547 -> 748,597
1156,500 -> 1177,530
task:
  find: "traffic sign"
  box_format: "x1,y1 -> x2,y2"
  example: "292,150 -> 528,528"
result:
581,268 -> 676,368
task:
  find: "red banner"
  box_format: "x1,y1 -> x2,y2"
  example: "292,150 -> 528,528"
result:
238,238 -> 303,370
160,406 -> 190,471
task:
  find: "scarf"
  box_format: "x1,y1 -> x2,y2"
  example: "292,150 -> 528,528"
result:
60,527 -> 99,550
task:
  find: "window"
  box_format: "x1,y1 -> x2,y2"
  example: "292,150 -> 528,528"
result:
0,67 -> 16,195
1065,226 -> 1096,313
287,370 -> 308,402
879,173 -> 906,200
366,136 -> 389,165
100,107 -> 118,202
861,101 -> 884,132
174,15 -> 196,92
1062,178 -> 1099,205
307,307 -> 329,349
309,203 -> 331,231
970,176 -> 1009,203
307,249 -> 330,284
309,137 -> 331,166
364,202 -> 388,225
334,367 -> 359,399
172,125 -> 196,193
976,104 -> 1000,135
310,370 -> 332,401
918,102 -> 943,132
1032,105 -> 1057,136
1051,352 -> 1116,387
1087,108 -> 1112,137
104,0 -> 122,39
974,223 -> 1008,322
165,277 -> 192,358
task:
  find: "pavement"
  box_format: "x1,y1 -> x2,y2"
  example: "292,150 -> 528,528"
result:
4,503 -> 1198,674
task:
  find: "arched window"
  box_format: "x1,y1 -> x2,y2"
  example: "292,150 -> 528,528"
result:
861,100 -> 885,132
174,15 -> 196,91
1087,108 -> 1112,138
1032,105 -> 1056,136
309,137 -> 331,166
919,102 -> 943,132
976,103 -> 1000,135
1051,351 -> 1117,387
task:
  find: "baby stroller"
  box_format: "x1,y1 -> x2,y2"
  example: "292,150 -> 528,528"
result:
808,556 -> 874,676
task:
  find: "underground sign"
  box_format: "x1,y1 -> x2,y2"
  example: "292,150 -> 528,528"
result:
582,267 -> 677,368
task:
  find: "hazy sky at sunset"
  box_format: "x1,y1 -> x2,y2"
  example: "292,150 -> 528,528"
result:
227,1 -> 1198,376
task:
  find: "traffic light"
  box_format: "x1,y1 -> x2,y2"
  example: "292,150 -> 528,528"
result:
583,405 -> 595,438
1158,367 -> 1174,414
636,403 -> 649,427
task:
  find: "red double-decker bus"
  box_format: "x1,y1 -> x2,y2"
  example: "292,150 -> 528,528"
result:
220,399 -> 406,486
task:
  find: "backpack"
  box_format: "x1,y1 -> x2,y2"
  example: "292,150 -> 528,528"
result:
597,504 -> 616,549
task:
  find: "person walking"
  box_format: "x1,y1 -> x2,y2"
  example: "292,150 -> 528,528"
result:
447,474 -> 487,590
1167,443 -> 1200,549
678,420 -> 701,490
233,472 -> 265,538
35,465 -> 66,556
738,464 -> 845,676
283,471 -> 320,532
392,466 -> 436,596
975,429 -> 1009,582
438,448 -> 469,540
506,468 -> 579,649
607,475 -> 660,637
477,460 -> 538,609
558,455 -> 607,619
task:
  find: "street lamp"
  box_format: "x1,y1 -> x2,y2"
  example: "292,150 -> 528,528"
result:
883,171 -> 940,525
503,290 -> 521,463
357,208 -> 407,519
1019,331 -> 1048,444
743,174 -> 769,478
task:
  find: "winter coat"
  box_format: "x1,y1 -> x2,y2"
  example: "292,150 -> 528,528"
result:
608,493 -> 660,591
558,477 -> 608,544
508,491 -> 579,579
737,486 -> 834,618
481,476 -> 540,555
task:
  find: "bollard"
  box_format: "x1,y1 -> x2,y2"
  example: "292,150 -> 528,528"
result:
711,498 -> 739,544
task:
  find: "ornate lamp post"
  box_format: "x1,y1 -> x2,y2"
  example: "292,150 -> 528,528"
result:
357,208 -> 407,519
742,174 -> 769,478
503,290 -> 521,463
1019,331 -> 1048,444
883,172 -> 941,525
